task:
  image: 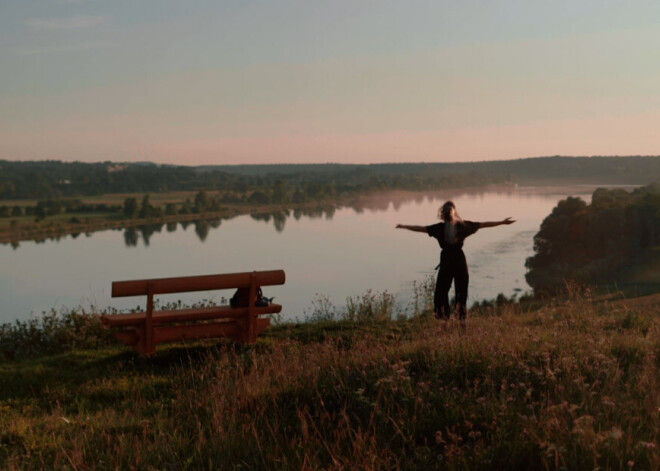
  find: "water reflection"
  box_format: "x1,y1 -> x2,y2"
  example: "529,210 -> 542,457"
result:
272,211 -> 287,232
123,225 -> 165,247
123,227 -> 138,247
2,187 -> 598,250
141,224 -> 161,246
251,213 -> 272,223
121,219 -> 223,246
115,205 -> 346,246
194,220 -> 209,242
251,210 -> 289,232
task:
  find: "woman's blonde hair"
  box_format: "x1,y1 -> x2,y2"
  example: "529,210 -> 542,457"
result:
438,201 -> 463,223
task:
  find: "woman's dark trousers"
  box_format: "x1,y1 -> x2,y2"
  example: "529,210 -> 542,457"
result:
434,249 -> 469,320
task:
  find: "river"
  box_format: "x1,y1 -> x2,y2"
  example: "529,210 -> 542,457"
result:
0,185 -> 609,324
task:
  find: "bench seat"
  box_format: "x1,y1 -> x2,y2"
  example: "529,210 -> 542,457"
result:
109,317 -> 273,350
101,303 -> 282,327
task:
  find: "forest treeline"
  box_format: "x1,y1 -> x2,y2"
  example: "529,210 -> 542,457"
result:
1,156 -> 660,201
0,160 -> 505,201
526,183 -> 660,294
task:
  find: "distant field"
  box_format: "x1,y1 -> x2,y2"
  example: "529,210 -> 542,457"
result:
0,212 -> 115,230
0,190 -> 222,208
0,191 -> 226,233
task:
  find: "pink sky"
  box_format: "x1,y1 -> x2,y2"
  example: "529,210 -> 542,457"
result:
135,111 -> 660,164
4,110 -> 658,165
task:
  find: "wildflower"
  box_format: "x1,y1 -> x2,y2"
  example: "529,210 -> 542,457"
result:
602,397 -> 616,407
610,427 -> 623,440
627,460 -> 634,468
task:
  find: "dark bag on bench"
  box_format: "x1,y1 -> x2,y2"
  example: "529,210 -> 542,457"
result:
231,286 -> 272,308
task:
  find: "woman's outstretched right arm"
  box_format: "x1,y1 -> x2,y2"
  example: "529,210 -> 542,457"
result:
396,224 -> 428,233
478,218 -> 515,229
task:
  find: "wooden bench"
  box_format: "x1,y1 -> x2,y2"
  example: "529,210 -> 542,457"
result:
101,270 -> 285,355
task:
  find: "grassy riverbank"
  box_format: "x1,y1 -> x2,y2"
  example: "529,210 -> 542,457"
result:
1,291 -> 659,470
0,190 -> 299,245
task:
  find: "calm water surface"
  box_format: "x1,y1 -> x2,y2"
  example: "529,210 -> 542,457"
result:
1,186 -> 600,324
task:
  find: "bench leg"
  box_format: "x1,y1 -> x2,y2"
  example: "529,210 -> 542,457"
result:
238,316 -> 270,344
144,284 -> 155,355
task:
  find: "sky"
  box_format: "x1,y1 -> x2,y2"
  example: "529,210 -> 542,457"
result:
1,0 -> 659,165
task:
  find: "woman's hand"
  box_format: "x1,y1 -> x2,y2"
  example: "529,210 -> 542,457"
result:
502,217 -> 515,225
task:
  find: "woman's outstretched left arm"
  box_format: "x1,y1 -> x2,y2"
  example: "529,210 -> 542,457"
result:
478,217 -> 515,229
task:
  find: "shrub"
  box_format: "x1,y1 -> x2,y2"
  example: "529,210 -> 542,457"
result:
0,308 -> 116,360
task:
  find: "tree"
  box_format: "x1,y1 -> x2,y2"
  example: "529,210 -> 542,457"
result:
123,198 -> 138,218
526,185 -> 660,294
34,205 -> 46,221
180,199 -> 192,215
139,195 -> 155,218
292,188 -> 306,204
165,202 -> 177,215
271,180 -> 290,204
248,191 -> 269,205
194,190 -> 208,213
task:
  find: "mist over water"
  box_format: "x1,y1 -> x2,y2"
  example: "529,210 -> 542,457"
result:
0,186 -> 602,324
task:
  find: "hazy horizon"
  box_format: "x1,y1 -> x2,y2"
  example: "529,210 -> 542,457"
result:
2,1 -> 659,166
5,154 -> 660,169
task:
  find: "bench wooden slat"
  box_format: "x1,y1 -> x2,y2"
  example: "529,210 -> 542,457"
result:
112,270 -> 285,297
101,304 -> 282,327
153,318 -> 270,344
153,320 -> 239,344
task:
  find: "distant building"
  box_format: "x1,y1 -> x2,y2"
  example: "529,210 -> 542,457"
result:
107,164 -> 127,173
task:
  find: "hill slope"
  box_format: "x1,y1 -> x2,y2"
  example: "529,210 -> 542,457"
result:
1,295 -> 659,470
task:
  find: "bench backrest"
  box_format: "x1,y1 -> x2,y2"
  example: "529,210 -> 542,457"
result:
111,270 -> 286,298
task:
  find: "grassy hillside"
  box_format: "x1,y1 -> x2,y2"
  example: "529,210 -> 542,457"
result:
1,290 -> 659,470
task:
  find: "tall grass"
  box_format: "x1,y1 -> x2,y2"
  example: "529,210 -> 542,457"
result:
305,283 -> 430,323
1,291 -> 659,469
0,308 -> 115,360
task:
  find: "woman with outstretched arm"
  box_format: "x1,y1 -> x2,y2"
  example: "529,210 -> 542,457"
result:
396,201 -> 515,324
